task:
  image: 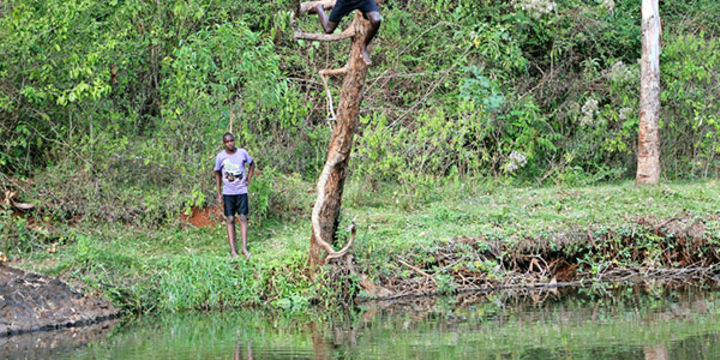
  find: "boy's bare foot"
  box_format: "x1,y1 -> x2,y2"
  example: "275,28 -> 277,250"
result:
242,249 -> 251,261
231,252 -> 239,260
361,47 -> 372,66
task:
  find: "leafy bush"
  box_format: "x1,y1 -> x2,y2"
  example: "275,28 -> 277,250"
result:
1,0 -> 718,227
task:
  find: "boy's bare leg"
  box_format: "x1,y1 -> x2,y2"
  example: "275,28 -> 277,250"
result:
239,216 -> 250,260
226,216 -> 238,259
312,4 -> 338,33
362,11 -> 382,65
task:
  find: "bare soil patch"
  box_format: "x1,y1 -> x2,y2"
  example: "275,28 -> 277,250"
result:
179,204 -> 224,228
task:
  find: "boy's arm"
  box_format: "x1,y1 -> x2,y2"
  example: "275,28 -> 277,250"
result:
215,171 -> 223,203
245,161 -> 255,186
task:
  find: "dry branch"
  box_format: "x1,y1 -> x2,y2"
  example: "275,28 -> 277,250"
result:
398,259 -> 431,277
319,66 -> 348,120
293,26 -> 355,42
2,191 -> 35,211
652,217 -> 678,233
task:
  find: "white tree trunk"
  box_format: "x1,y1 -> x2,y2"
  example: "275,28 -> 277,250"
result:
637,0 -> 661,185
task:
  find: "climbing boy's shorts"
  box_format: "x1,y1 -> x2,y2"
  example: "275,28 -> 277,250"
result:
329,0 -> 380,23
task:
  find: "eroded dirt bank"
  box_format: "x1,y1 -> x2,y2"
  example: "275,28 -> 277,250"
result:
0,264 -> 119,336
357,215 -> 720,301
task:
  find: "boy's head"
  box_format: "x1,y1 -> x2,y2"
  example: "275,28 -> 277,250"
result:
222,132 -> 235,151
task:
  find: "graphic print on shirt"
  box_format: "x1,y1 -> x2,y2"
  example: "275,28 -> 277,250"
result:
222,158 -> 244,183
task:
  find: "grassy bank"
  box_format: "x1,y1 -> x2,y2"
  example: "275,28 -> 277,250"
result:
10,179 -> 720,313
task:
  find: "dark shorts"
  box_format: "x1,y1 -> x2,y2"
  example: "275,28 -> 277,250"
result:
223,194 -> 249,217
329,0 -> 380,23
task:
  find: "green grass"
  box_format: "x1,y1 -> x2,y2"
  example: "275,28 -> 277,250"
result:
12,179 -> 720,312
347,178 -> 720,265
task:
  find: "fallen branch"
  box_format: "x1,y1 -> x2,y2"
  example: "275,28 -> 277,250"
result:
2,191 -> 35,211
652,216 -> 679,233
398,258 -> 434,279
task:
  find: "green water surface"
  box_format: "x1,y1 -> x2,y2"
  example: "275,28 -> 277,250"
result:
7,284 -> 720,359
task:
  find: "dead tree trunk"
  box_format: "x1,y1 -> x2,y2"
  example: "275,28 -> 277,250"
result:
637,0 -> 661,185
292,1 -> 372,267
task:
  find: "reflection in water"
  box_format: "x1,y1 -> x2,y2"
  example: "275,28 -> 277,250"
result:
644,345 -> 669,360
233,341 -> 253,360
0,320 -> 117,360
3,284 -> 720,359
310,322 -> 329,360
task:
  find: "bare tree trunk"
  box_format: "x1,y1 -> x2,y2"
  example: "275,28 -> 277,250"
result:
292,4 -> 371,267
637,0 -> 661,185
294,3 -> 394,300
309,22 -> 369,267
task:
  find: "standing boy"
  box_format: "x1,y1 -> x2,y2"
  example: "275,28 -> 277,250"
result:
215,132 -> 255,260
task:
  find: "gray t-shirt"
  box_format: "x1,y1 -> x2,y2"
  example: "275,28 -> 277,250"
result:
214,148 -> 254,195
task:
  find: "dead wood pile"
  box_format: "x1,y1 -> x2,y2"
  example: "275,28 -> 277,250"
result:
376,215 -> 720,300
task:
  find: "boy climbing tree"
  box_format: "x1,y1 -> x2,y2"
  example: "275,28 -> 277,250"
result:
305,0 -> 382,65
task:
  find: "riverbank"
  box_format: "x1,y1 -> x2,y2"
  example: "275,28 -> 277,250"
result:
7,179 -> 720,313
0,264 -> 119,336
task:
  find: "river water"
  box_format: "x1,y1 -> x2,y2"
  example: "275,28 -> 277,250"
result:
4,284 -> 719,359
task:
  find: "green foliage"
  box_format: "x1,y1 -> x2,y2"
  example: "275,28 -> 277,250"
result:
0,204 -> 63,257
434,273 -> 457,294
352,0 -> 719,185
17,221 -> 317,313
13,179 -> 720,314
661,33 -> 720,178
2,0 -> 719,227
0,208 -> 38,255
314,265 -> 362,309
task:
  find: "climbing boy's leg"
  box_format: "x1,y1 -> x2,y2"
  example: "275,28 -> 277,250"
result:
309,0 -> 381,65
362,11 -> 382,65
311,3 -> 339,34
